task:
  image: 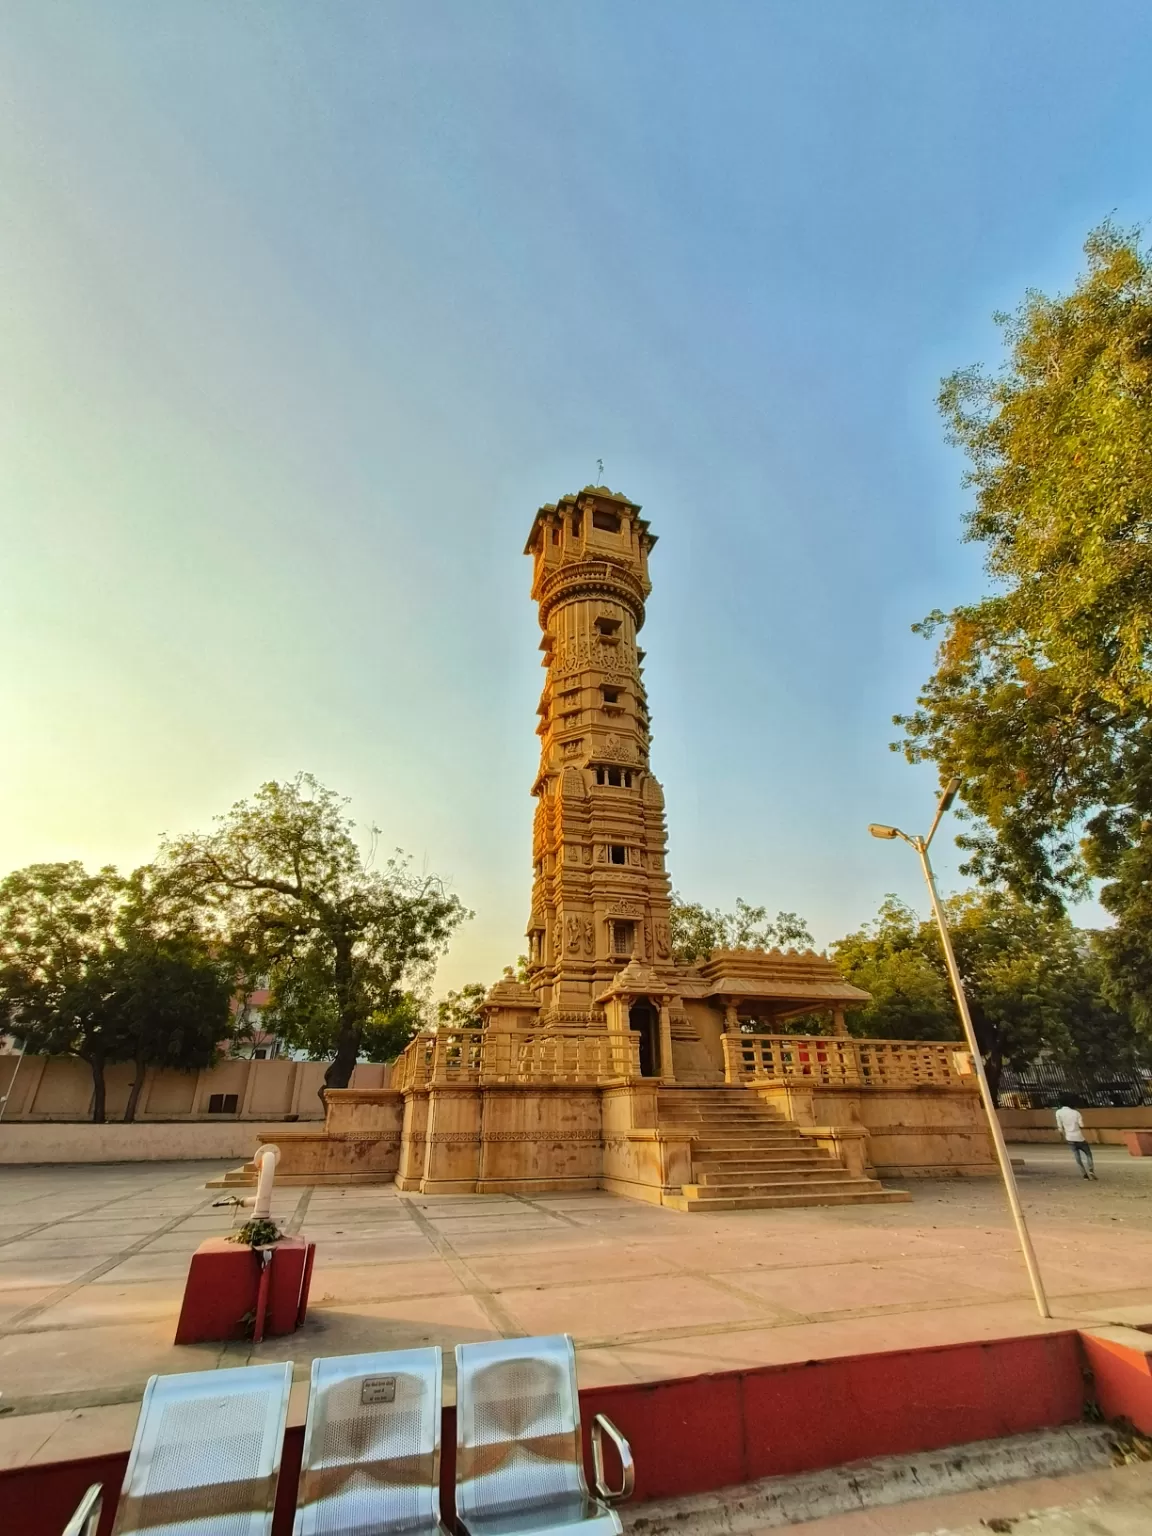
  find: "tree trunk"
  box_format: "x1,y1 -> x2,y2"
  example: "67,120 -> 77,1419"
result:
323,1025 -> 361,1096
123,1052 -> 147,1123
89,1057 -> 107,1124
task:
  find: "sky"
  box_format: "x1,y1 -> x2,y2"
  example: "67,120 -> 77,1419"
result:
2,1 -> 1150,990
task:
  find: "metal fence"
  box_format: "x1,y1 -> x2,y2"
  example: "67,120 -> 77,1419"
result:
997,1061 -> 1152,1109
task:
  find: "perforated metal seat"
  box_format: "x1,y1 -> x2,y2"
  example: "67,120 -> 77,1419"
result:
454,1336 -> 633,1536
111,1362 -> 293,1535
294,1347 -> 446,1536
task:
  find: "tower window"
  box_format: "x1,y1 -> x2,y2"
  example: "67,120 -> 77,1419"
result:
592,510 -> 621,533
601,687 -> 621,704
595,617 -> 622,638
609,845 -> 627,864
611,920 -> 635,956
607,768 -> 623,787
552,527 -> 561,544
623,771 -> 633,788
571,512 -> 582,537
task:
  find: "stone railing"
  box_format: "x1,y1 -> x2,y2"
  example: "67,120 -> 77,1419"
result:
392,1029 -> 641,1089
722,1033 -> 971,1089
391,1034 -> 437,1092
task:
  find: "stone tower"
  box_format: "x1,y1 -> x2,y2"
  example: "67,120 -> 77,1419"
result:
524,487 -> 674,1019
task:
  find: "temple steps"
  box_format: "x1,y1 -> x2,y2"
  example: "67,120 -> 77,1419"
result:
665,1185 -> 910,1212
657,1086 -> 909,1212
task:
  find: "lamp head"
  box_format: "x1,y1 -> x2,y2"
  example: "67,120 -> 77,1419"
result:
938,776 -> 963,812
869,824 -> 900,840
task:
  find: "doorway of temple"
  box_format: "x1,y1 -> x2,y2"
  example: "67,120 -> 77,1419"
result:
628,999 -> 659,1077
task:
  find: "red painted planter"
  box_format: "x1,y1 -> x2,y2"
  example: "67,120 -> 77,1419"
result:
174,1235 -> 315,1344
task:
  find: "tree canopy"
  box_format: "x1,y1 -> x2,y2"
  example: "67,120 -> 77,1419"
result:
0,862 -> 233,1122
831,890 -> 1143,1095
896,222 -> 1152,1028
669,895 -> 813,964
161,776 -> 470,1091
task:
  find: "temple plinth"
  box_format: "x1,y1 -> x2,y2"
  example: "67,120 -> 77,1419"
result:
221,488 -> 996,1204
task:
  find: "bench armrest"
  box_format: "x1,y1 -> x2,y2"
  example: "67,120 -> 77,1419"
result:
591,1413 -> 635,1503
61,1484 -> 103,1536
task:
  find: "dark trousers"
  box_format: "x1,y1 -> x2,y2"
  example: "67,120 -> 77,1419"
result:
1070,1140 -> 1095,1174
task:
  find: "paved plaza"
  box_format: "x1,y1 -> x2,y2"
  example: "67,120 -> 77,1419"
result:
1,1146 -> 1151,1473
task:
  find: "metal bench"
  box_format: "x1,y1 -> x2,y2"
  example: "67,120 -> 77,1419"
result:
294,1347 -> 446,1536
110,1361 -> 293,1534
454,1335 -> 633,1536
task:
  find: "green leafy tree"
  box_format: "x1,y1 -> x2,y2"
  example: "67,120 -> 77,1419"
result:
115,943 -> 234,1121
669,894 -> 813,964
363,992 -> 427,1063
895,222 -> 1152,1028
831,890 -> 1142,1096
161,776 -> 471,1094
831,897 -> 954,1040
0,862 -> 234,1122
436,982 -> 489,1030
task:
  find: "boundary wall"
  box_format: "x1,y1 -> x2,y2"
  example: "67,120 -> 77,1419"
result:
9,1327 -> 1152,1536
999,1107 -> 1152,1145
0,1055 -> 391,1126
0,1120 -> 325,1164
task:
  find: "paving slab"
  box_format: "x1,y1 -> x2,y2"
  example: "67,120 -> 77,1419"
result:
0,1145 -> 1149,1470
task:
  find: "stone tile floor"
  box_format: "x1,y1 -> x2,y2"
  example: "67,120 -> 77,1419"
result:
1,1144 -> 1150,1471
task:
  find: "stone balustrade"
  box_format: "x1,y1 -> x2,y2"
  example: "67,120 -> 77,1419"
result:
722,1033 -> 972,1089
392,1029 -> 642,1088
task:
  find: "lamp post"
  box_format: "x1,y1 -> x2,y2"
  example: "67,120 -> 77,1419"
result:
869,779 -> 1050,1319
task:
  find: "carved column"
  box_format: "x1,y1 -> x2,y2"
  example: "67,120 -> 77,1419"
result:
832,1008 -> 849,1038
723,1001 -> 740,1034
658,1001 -> 676,1083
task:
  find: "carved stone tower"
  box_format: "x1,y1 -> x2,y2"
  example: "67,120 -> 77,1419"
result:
524,487 -> 674,1018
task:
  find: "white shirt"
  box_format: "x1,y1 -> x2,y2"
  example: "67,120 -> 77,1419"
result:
1055,1106 -> 1085,1142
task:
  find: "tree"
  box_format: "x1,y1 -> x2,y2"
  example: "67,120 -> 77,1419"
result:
161,776 -> 471,1093
831,890 -> 1142,1097
895,222 -> 1152,1027
115,943 -> 234,1122
363,992 -> 427,1063
669,894 -> 813,964
830,897 -> 954,1041
0,862 -> 234,1122
436,982 -> 489,1030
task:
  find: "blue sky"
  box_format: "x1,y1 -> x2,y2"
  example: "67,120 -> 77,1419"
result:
1,2 -> 1149,987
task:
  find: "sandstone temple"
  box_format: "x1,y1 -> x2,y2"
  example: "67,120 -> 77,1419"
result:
229,488 -> 995,1208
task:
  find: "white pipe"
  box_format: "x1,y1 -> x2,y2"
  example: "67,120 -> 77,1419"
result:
252,1144 -> 280,1219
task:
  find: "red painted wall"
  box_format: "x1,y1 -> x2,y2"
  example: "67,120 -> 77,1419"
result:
1,1331 -> 1087,1536
1081,1332 -> 1152,1435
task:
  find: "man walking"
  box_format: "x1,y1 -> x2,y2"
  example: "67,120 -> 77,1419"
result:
1055,1099 -> 1097,1179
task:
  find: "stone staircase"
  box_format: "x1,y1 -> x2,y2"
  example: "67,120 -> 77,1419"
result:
658,1086 -> 910,1212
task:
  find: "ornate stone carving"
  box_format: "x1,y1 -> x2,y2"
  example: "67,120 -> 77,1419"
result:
583,919 -> 595,956
565,916 -> 581,953
485,1130 -> 601,1143
608,900 -> 643,916
601,733 -> 636,762
654,921 -> 671,959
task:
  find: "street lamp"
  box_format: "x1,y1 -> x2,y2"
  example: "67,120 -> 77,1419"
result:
869,779 -> 1051,1319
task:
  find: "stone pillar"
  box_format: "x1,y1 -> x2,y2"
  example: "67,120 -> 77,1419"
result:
724,1001 -> 739,1034
658,1001 -> 675,1083
832,1009 -> 849,1038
